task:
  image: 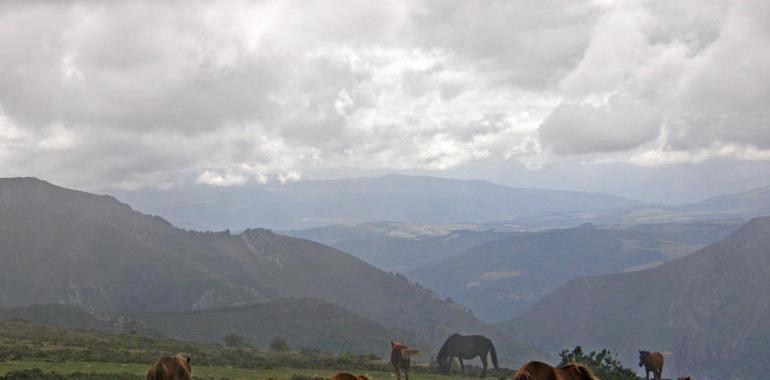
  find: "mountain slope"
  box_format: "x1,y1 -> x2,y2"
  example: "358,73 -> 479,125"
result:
0,177 -> 541,364
285,222 -> 516,273
408,222 -> 735,322
113,174 -> 644,230
499,217 -> 770,380
132,298 -> 396,354
0,300 -> 394,354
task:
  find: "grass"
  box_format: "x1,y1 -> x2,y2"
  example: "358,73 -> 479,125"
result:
0,361 -> 492,380
0,321 -> 504,380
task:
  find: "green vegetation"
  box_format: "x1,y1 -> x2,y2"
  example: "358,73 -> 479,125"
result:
558,346 -> 640,380
270,337 -> 290,352
0,321 -> 479,380
223,334 -> 249,348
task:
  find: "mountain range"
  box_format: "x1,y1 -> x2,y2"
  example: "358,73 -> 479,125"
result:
0,177 -> 541,364
112,174 -> 644,231
500,216 -> 770,380
285,222 -> 517,273
287,220 -> 736,322
407,222 -> 737,321
112,174 -> 770,233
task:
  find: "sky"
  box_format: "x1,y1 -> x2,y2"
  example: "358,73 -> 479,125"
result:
0,0 -> 769,203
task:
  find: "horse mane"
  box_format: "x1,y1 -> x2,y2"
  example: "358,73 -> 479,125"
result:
568,363 -> 598,380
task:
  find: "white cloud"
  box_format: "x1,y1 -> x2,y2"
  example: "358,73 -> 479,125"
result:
0,0 -> 766,190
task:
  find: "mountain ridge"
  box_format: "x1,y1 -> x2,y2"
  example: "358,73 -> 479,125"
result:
499,216 -> 770,380
0,177 -> 542,365
111,174 -> 645,231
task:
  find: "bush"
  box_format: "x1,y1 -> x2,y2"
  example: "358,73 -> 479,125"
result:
269,336 -> 290,352
223,334 -> 248,348
558,346 -> 640,380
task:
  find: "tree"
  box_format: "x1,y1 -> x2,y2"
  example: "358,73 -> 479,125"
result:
559,346 -> 640,380
223,334 -> 247,348
269,336 -> 290,352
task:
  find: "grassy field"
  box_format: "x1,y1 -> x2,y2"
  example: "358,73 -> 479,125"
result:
0,360 -> 490,380
0,321 -> 506,379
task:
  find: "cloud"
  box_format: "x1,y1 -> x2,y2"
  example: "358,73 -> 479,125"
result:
0,0 -> 767,189
537,0 -> 770,161
539,96 -> 661,154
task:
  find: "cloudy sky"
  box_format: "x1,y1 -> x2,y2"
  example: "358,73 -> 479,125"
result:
1,0 -> 768,203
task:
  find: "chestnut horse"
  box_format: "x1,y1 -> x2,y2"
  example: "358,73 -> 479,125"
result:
639,351 -> 664,380
391,341 -> 420,380
513,361 -> 597,380
332,372 -> 369,380
147,354 -> 191,380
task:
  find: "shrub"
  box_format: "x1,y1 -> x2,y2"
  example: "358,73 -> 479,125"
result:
558,346 -> 640,380
269,336 -> 290,352
223,334 -> 248,348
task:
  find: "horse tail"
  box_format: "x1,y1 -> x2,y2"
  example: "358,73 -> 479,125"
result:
488,340 -> 499,369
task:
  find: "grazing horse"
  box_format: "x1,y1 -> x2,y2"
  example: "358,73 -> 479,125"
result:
639,351 -> 664,380
332,372 -> 369,380
513,361 -> 597,380
147,354 -> 191,380
436,333 -> 499,378
391,340 -> 420,380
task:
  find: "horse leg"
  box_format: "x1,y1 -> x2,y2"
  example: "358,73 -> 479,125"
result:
479,354 -> 488,378
459,358 -> 465,376
645,369 -> 650,380
404,365 -> 409,380
394,365 -> 401,380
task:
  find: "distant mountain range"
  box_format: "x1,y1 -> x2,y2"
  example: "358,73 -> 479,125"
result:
499,217 -> 770,380
408,222 -> 737,322
287,220 -> 737,322
112,174 -> 644,231
284,222 -> 516,273
111,174 -> 770,233
0,177 -> 541,364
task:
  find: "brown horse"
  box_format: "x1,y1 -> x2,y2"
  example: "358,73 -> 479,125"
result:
513,361 -> 597,380
677,377 -> 692,380
391,340 -> 420,380
147,354 -> 191,380
639,351 -> 664,380
332,372 -> 369,380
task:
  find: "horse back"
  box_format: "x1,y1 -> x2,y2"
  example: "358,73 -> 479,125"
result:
513,361 -> 557,380
650,352 -> 664,368
557,363 -> 597,380
332,372 -> 369,380
147,357 -> 191,380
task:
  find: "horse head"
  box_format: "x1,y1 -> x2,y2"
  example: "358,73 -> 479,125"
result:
639,350 -> 649,367
436,345 -> 450,374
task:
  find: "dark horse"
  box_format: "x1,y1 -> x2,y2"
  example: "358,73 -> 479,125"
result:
436,334 -> 498,378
